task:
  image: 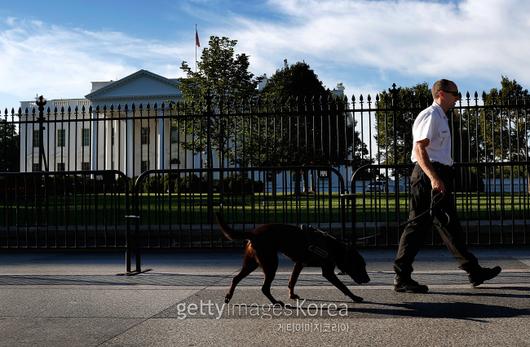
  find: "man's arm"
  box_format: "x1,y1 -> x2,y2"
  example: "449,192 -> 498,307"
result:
414,139 -> 446,193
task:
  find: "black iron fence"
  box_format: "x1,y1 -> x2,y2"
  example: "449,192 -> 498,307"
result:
1,88 -> 529,251
0,170 -> 130,248
348,162 -> 530,247
131,166 -> 346,249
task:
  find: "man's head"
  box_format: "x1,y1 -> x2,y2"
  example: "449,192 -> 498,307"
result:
432,79 -> 460,112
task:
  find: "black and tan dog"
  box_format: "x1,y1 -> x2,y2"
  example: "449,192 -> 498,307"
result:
215,212 -> 370,306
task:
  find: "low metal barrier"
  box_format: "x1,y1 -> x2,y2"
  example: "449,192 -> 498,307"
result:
0,170 -> 130,249
130,166 -> 346,245
348,162 -> 530,246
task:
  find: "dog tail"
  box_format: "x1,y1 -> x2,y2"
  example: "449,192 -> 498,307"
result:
214,212 -> 253,241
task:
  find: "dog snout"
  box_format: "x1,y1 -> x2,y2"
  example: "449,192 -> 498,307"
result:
354,272 -> 370,284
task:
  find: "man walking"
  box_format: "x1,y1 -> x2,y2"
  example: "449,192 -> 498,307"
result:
393,79 -> 501,293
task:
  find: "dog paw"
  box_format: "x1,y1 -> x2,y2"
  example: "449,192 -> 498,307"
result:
225,295 -> 232,303
289,294 -> 300,300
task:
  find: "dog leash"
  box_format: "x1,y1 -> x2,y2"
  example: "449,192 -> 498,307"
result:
357,191 -> 449,242
399,190 -> 450,228
302,192 -> 449,243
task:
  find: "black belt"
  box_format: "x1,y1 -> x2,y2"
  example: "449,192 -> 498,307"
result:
431,161 -> 452,169
414,162 -> 454,179
431,162 -> 454,175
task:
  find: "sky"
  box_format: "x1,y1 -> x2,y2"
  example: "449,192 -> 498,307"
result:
1,0 -> 529,108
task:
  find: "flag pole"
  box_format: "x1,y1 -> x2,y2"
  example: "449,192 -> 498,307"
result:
194,24 -> 198,73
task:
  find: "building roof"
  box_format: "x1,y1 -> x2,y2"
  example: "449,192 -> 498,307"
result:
85,69 -> 181,101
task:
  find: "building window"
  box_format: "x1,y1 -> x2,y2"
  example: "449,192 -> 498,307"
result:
57,163 -> 65,171
56,129 -> 66,147
170,127 -> 178,144
141,160 -> 149,173
32,163 -> 40,172
170,158 -> 180,165
141,127 -> 149,145
82,128 -> 90,146
32,130 -> 40,148
81,162 -> 90,171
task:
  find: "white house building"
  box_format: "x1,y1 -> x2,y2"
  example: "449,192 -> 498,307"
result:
19,69 -> 347,179
19,69 -> 204,177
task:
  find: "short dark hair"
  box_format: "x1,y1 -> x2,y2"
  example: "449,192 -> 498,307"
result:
432,79 -> 457,99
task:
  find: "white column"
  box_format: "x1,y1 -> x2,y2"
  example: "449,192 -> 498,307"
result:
126,117 -> 134,177
157,110 -> 165,170
91,111 -> 98,171
19,116 -> 28,172
105,119 -> 113,170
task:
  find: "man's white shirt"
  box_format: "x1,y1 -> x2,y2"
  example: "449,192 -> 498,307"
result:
410,102 -> 453,166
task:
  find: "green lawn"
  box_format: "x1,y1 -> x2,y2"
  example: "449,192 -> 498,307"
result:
1,192 -> 529,226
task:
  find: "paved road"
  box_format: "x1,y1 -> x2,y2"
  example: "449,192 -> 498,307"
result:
0,248 -> 529,346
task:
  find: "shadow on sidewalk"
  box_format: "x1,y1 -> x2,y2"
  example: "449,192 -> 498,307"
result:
352,301 -> 530,321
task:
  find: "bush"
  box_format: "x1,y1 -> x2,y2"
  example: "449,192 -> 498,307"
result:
217,175 -> 264,194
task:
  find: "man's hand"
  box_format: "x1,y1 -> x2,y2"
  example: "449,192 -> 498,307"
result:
430,176 -> 446,194
414,139 -> 446,194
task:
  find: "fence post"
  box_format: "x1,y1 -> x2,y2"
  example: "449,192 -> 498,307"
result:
122,176 -> 151,275
36,96 -> 48,172
390,84 -> 403,229
205,91 -> 214,226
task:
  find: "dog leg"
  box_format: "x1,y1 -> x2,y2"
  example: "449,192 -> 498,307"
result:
288,262 -> 304,299
225,252 -> 258,303
258,252 -> 284,307
322,266 -> 364,303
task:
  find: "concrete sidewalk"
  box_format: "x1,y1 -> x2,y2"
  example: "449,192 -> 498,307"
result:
1,248 -> 529,346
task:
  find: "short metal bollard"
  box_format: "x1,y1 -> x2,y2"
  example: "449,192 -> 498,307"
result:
120,214 -> 151,276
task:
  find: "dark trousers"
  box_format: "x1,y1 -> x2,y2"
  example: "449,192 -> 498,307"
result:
394,163 -> 480,278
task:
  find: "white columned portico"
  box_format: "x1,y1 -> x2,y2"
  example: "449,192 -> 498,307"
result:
82,70 -> 182,177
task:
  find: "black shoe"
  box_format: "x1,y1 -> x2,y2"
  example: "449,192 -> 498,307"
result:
469,266 -> 501,287
394,276 -> 429,293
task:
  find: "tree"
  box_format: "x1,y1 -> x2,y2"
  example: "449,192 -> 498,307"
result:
479,76 -> 529,163
257,61 -> 368,167
180,36 -> 259,103
178,36 -> 260,166
256,61 -> 369,192
375,83 -> 432,165
260,60 -> 327,101
0,114 -> 19,172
